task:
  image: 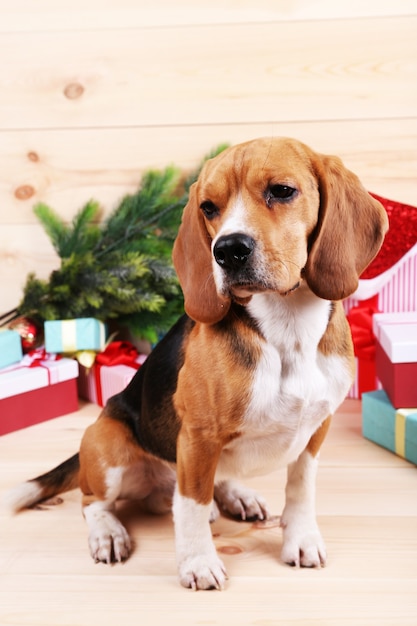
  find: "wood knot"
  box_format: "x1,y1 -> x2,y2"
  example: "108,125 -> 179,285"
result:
15,185 -> 35,200
218,545 -> 242,555
63,82 -> 85,99
27,151 -> 40,162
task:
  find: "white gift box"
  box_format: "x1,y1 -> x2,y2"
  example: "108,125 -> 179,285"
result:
0,355 -> 78,399
0,354 -> 79,435
374,317 -> 417,407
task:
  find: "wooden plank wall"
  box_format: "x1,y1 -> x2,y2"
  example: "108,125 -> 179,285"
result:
1,0 -> 416,314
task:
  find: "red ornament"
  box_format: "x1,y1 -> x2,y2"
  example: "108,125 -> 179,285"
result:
8,316 -> 44,352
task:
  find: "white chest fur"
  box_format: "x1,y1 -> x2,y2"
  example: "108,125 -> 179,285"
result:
216,289 -> 351,479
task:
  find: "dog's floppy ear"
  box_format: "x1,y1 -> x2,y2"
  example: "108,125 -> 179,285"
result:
172,183 -> 231,324
305,154 -> 388,301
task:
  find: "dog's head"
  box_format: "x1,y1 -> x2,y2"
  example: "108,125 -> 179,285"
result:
173,137 -> 388,324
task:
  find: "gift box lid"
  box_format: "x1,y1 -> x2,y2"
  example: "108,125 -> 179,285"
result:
379,323 -> 417,363
44,318 -> 107,353
373,312 -> 417,340
0,356 -> 79,400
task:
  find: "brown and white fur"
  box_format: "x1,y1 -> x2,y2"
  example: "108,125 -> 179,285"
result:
5,137 -> 388,590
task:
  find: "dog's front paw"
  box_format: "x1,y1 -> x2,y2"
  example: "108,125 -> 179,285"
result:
87,511 -> 132,564
280,518 -> 326,568
214,480 -> 269,521
178,555 -> 228,591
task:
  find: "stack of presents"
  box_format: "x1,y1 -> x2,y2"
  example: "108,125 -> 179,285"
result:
0,193 -> 416,467
344,193 -> 417,466
0,318 -> 147,436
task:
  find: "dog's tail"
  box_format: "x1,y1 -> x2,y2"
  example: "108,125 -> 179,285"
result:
3,453 -> 80,513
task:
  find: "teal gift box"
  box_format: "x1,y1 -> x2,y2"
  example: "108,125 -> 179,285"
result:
0,329 -> 23,369
44,318 -> 107,353
362,390 -> 417,465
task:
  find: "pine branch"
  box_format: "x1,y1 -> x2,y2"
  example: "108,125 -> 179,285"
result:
34,201 -> 102,258
96,166 -> 182,256
34,204 -> 70,257
66,200 -> 101,256
18,145 -> 228,338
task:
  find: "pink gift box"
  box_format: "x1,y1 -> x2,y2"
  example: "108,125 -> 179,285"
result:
0,354 -> 79,435
344,242 -> 417,315
376,321 -> 417,408
77,345 -> 147,407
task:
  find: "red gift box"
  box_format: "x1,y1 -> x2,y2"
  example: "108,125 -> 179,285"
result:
0,351 -> 79,436
375,320 -> 417,408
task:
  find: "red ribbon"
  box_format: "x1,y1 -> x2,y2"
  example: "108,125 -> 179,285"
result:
26,347 -> 60,364
347,296 -> 380,396
26,348 -> 62,385
93,341 -> 141,406
95,341 -> 139,367
0,347 -> 61,389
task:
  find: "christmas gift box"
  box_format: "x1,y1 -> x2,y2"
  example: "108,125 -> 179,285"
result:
77,341 -> 147,407
374,317 -> 417,408
0,350 -> 79,436
0,329 -> 23,369
44,318 -> 107,354
362,390 -> 417,465
345,193 -> 417,398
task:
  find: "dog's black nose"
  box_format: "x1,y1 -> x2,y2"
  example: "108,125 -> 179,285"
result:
213,234 -> 255,270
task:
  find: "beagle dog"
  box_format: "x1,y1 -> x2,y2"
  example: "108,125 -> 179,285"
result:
7,137 -> 388,591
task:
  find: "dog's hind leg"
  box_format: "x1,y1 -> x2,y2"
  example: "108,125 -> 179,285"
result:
78,412 -> 159,564
82,478 -> 132,564
141,465 -> 176,515
82,461 -> 176,563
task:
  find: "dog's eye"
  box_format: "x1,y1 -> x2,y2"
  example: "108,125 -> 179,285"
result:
270,185 -> 295,199
265,184 -> 297,206
200,200 -> 219,219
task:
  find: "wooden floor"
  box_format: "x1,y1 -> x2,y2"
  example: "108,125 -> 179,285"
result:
0,399 -> 416,625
